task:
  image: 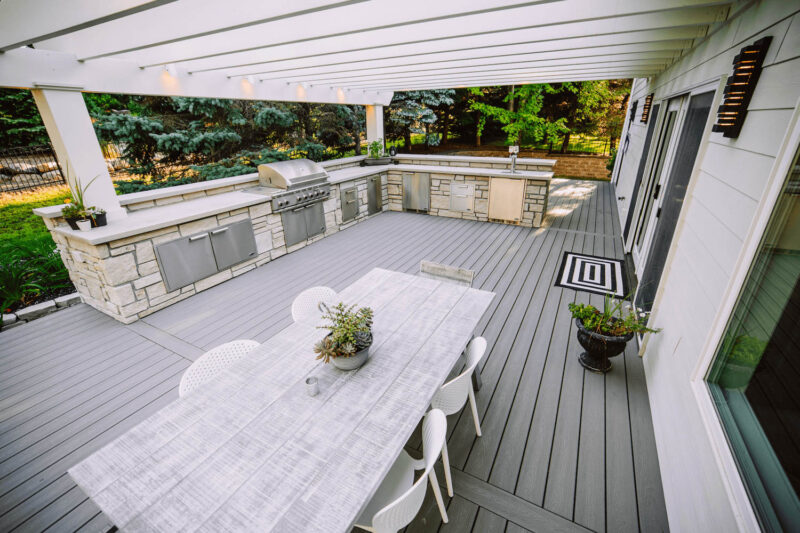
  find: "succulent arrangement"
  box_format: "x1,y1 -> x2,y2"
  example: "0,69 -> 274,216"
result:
313,302 -> 374,363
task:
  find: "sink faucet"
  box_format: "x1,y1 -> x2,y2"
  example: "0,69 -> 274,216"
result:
509,145 -> 519,173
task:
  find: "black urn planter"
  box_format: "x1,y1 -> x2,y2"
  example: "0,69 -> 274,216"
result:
575,318 -> 633,373
90,213 -> 107,228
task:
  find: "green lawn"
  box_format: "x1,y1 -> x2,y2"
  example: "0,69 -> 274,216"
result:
0,186 -> 73,314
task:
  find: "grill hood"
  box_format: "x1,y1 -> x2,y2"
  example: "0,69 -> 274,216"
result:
257,159 -> 329,190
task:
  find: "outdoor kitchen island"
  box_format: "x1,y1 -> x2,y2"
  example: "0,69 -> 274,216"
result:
33,154 -> 554,323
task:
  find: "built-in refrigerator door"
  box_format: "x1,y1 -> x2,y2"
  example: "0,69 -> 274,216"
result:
155,233 -> 219,292
367,175 -> 381,214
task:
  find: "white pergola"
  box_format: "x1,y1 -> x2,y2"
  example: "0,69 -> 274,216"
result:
0,0 -> 733,216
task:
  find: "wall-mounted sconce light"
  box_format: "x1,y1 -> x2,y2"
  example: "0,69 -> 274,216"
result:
246,75 -> 255,84
640,94 -> 653,124
164,63 -> 178,77
712,36 -> 771,138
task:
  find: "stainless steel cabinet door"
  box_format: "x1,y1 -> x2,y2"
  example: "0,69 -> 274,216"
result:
155,233 -> 219,292
209,219 -> 258,270
282,208 -> 308,247
304,202 -> 326,238
341,188 -> 358,222
367,175 -> 381,215
403,172 -> 430,211
450,183 -> 475,212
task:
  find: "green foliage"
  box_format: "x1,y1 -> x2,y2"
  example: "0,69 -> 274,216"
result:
568,295 -> 660,336
727,335 -> 767,367
387,90 -> 455,150
368,139 -> 384,158
0,89 -> 48,147
0,234 -> 72,311
470,85 -> 567,145
606,146 -> 618,175
314,302 -> 374,361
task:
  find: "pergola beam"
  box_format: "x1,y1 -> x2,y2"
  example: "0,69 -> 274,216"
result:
151,4 -> 726,74
274,57 -> 674,86
251,46 -> 683,83
0,0 -> 177,52
0,48 -> 393,106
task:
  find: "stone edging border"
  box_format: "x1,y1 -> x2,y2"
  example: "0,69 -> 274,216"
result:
1,293 -> 82,331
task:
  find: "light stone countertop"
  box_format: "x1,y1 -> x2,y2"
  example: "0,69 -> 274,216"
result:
393,153 -> 557,167
389,163 -> 553,180
51,190 -> 271,245
327,165 -> 390,184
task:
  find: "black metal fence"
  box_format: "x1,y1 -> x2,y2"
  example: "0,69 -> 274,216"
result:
0,145 -> 65,192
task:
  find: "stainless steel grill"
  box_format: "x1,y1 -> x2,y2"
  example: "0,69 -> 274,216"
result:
257,159 -> 332,247
257,159 -> 332,213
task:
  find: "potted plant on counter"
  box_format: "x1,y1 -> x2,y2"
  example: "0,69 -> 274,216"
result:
61,201 -> 83,230
568,295 -> 660,373
89,207 -> 107,228
363,138 -> 392,166
61,173 -> 99,231
314,302 -> 374,370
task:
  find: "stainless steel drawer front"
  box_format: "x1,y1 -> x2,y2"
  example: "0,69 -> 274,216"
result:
341,188 -> 358,222
450,182 -> 475,212
155,233 -> 219,292
209,219 -> 258,270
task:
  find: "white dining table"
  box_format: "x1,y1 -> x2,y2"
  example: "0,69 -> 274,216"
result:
69,267 -> 494,532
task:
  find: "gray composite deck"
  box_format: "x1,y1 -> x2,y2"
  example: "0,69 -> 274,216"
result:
0,179 -> 668,532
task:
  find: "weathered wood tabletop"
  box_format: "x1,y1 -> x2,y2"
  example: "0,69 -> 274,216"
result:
69,268 -> 494,532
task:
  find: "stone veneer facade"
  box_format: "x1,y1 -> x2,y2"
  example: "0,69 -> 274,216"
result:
386,171 -> 548,228
42,172 -> 387,323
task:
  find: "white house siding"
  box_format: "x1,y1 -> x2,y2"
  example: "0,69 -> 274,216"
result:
613,1 -> 800,531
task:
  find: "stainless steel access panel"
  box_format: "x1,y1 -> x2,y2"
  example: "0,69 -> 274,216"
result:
367,175 -> 381,215
155,233 -> 219,292
341,188 -> 358,222
450,182 -> 475,212
402,172 -> 430,211
209,219 -> 258,270
282,202 -> 326,247
156,219 -> 258,292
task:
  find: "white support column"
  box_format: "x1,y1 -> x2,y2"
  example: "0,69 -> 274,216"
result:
32,88 -> 125,219
365,105 -> 385,148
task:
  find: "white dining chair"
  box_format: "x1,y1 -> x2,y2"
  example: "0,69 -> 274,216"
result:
354,409 -> 449,533
430,336 -> 487,496
178,339 -> 260,397
291,286 -> 337,325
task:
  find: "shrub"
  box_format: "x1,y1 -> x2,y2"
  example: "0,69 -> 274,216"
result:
0,234 -> 72,311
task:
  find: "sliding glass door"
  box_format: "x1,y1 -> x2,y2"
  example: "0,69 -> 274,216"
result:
707,144 -> 800,531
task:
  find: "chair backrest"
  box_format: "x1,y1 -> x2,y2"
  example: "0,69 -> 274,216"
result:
372,409 -> 446,533
419,260 -> 474,287
178,340 -> 260,397
430,337 -> 487,415
291,286 -> 337,325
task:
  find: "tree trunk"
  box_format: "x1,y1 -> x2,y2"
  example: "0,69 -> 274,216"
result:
442,114 -> 450,146
404,128 -> 412,153
560,131 -> 571,153
609,136 -> 618,151
424,123 -> 430,149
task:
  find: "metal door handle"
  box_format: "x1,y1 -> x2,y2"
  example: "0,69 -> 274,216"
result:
189,233 -> 209,241
346,200 -> 356,204
211,227 -> 229,235
293,207 -> 305,212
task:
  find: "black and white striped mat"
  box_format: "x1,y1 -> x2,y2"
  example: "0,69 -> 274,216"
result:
555,252 -> 628,297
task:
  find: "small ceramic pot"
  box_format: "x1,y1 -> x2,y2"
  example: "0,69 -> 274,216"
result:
65,216 -> 81,230
76,219 -> 92,232
330,346 -> 370,371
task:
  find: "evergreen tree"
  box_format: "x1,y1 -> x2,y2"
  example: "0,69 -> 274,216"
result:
0,89 -> 47,148
386,90 -> 455,151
